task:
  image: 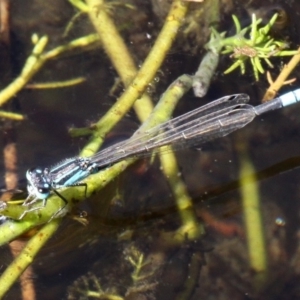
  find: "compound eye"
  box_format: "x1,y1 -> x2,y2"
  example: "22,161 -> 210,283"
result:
37,187 -> 50,199
39,187 -> 49,193
26,168 -> 42,180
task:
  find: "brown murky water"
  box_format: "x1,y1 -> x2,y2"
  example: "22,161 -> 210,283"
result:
1,0 -> 300,299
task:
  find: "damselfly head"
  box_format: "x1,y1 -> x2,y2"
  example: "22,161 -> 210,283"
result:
26,168 -> 51,200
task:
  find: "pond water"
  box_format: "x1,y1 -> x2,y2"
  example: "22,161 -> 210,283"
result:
1,0 -> 300,299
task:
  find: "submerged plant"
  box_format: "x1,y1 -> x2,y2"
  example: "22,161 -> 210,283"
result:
206,13 -> 298,81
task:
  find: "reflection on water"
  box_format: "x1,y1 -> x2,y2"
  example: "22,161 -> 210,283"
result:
1,0 -> 300,299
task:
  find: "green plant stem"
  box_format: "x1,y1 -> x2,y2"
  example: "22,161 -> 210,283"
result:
84,0 -> 202,244
160,147 -> 204,240
176,252 -> 203,300
81,0 -> 189,156
238,144 -> 268,290
68,0 -> 88,12
44,33 -> 99,59
86,292 -> 123,300
0,75 -> 193,244
0,76 -> 195,298
193,50 -> 219,97
0,2 -> 191,294
26,77 -> 86,89
141,75 -> 203,240
85,0 -> 154,140
192,0 -> 220,97
0,34 -> 99,108
79,0 -> 201,242
263,47 -> 300,101
0,36 -> 48,107
0,219 -> 61,298
0,111 -> 25,120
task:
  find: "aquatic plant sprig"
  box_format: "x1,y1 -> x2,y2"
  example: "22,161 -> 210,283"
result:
205,13 -> 299,81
